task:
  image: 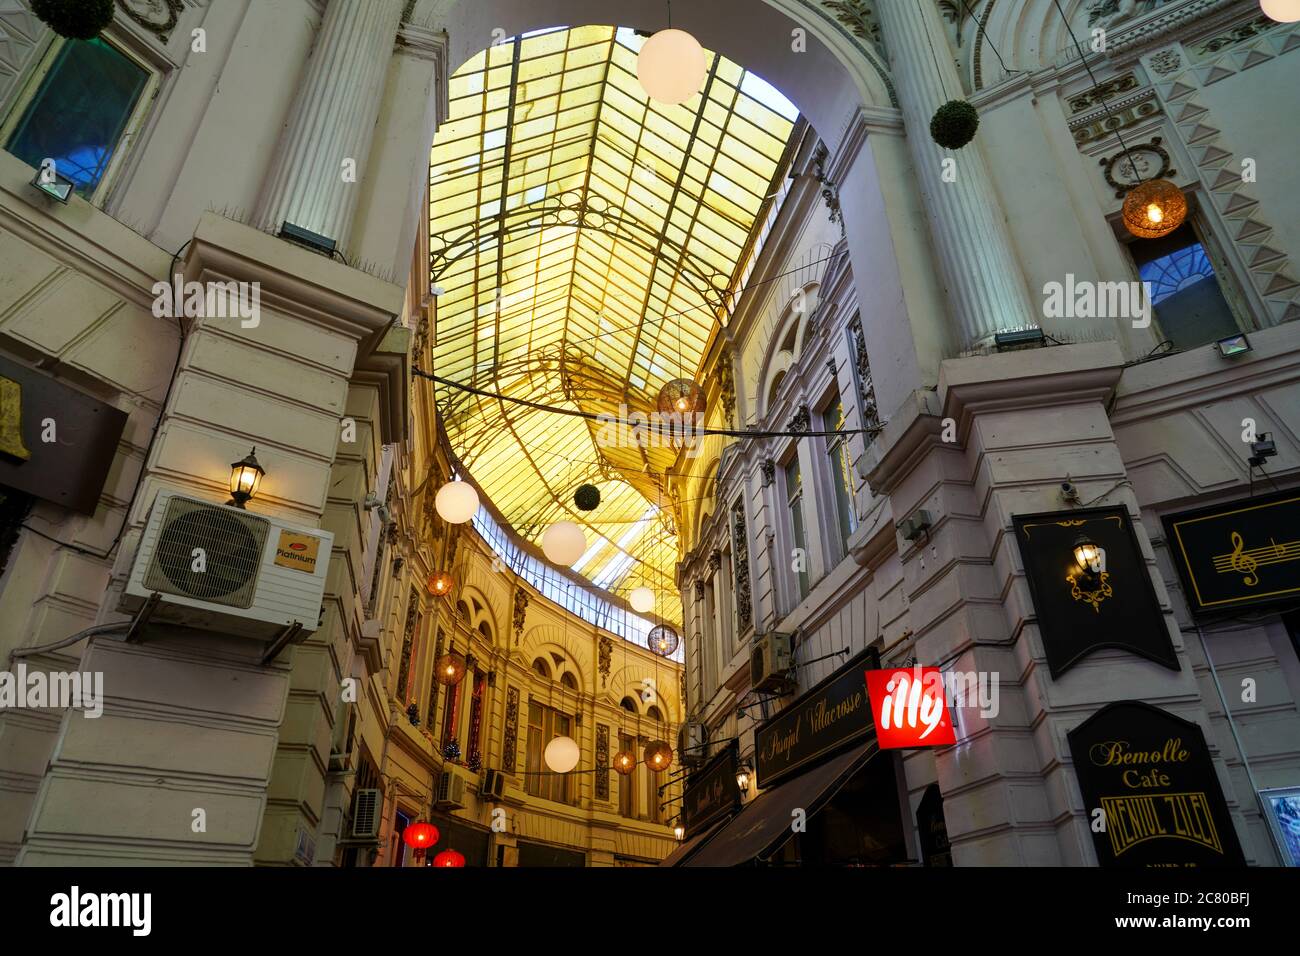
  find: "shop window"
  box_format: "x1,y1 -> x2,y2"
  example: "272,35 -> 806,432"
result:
525,701 -> 575,804
1129,222 -> 1243,350
822,396 -> 857,553
784,458 -> 810,603
3,37 -> 153,201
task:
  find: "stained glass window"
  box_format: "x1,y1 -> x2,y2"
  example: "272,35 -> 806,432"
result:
6,38 -> 149,198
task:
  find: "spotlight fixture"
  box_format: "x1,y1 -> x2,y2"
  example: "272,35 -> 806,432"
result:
1249,433 -> 1277,468
277,221 -> 338,257
227,447 -> 265,509
30,163 -> 74,203
993,328 -> 1046,351
1215,332 -> 1252,358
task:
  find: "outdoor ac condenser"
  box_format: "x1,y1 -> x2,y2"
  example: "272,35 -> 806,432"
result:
120,490 -> 332,638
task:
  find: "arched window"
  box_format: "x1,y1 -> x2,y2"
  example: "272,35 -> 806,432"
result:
647,705 -> 663,722
561,671 -> 578,690
620,696 -> 637,712
532,658 -> 550,678
767,369 -> 786,410
456,600 -> 469,619
478,620 -> 492,640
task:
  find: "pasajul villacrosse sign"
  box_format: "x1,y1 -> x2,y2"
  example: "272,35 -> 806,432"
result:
755,648 -> 878,789
1068,701 -> 1245,868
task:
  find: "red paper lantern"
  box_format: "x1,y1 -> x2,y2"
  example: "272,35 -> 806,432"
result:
402,822 -> 439,850
433,848 -> 466,867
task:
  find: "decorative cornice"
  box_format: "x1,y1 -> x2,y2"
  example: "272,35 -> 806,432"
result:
396,23 -> 451,125
1106,0 -> 1241,59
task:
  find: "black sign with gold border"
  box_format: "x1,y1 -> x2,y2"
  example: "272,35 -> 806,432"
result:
1161,489 -> 1300,617
1068,700 -> 1246,868
681,740 -> 740,838
1012,506 -> 1178,678
755,647 -> 879,790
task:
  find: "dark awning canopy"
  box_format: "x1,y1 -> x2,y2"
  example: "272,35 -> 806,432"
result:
658,816 -> 731,867
681,741 -> 878,867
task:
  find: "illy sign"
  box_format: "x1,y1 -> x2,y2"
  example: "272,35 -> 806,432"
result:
865,667 -> 956,749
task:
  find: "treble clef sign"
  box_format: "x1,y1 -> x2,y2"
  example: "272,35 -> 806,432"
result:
1229,531 -> 1259,586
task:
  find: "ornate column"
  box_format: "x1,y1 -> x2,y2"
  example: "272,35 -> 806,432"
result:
254,0 -> 406,249
874,1 -> 1035,348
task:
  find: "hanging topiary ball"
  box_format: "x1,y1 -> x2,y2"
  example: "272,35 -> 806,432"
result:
574,483 -> 601,512
32,0 -> 116,39
929,99 -> 980,150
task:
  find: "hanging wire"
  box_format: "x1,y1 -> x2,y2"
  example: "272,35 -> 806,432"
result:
1051,0 -> 1144,185
922,12 -> 951,101
956,0 -> 1015,77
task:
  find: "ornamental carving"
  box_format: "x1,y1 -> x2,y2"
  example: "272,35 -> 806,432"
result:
718,346 -> 736,427
693,580 -> 705,601
789,405 -> 811,434
707,549 -> 722,573
1068,72 -> 1139,114
1195,14 -> 1273,57
598,635 -> 612,687
1099,138 -> 1175,198
812,144 -> 843,229
1148,47 -> 1183,75
760,459 -> 776,487
395,588 -> 419,701
847,314 -> 881,431
731,500 -> 753,634
595,724 -> 610,800
503,686 -> 520,773
116,0 -> 184,40
512,586 -> 529,643
822,0 -> 882,50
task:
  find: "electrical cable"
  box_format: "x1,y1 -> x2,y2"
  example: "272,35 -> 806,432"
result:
417,367 -> 883,439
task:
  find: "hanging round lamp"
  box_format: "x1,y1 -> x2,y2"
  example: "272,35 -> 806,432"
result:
435,480 -> 479,524
644,740 -> 674,772
1121,178 -> 1187,239
613,749 -> 637,776
647,624 -> 680,657
657,378 -> 706,417
1261,0 -> 1300,22
542,520 -> 587,566
434,650 -> 467,685
432,848 -> 465,868
637,28 -> 708,105
574,484 -> 601,512
401,821 -> 439,851
427,570 -> 454,596
628,587 -> 656,614
544,735 -> 580,773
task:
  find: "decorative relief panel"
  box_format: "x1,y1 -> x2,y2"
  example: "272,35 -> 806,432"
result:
731,500 -> 753,634
597,635 -> 612,687
503,686 -> 520,774
116,0 -> 185,40
1098,136 -> 1175,197
595,724 -> 609,800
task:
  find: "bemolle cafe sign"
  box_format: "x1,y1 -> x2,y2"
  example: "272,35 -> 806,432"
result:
1068,701 -> 1245,868
1162,489 -> 1300,617
755,648 -> 879,789
681,741 -> 740,837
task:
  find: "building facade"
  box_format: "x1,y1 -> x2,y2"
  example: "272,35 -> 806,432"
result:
0,0 -> 1295,868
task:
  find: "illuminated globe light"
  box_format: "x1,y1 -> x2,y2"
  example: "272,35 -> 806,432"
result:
544,735 -> 581,773
644,740 -> 673,772
1120,178 -> 1187,239
647,624 -> 680,657
401,822 -> 439,850
435,651 -> 467,685
432,848 -> 465,867
657,378 -> 706,417
636,29 -> 708,105
613,750 -> 636,776
435,480 -> 479,524
1261,0 -> 1300,23
541,520 -> 587,566
629,587 -> 656,614
427,571 -> 454,596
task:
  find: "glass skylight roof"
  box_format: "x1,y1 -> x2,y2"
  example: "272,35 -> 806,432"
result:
429,25 -> 799,619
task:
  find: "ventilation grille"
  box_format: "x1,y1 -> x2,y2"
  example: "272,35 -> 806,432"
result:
143,498 -> 270,609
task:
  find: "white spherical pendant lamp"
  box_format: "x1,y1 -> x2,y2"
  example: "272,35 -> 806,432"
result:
1261,0 -> 1300,23
435,481 -> 479,524
637,29 -> 707,105
544,735 -> 580,773
542,520 -> 587,566
628,587 -> 656,614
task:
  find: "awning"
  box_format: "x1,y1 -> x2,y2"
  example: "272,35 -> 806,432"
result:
682,741 -> 877,867
658,816 -> 731,867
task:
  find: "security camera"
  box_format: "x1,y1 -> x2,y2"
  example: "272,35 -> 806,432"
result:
1060,480 -> 1081,505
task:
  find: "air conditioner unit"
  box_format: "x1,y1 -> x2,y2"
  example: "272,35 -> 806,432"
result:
751,631 -> 795,694
351,788 -> 380,839
119,490 -> 333,639
677,721 -> 707,767
435,765 -> 472,810
480,768 -> 507,801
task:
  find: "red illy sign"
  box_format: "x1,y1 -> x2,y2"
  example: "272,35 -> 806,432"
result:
865,667 -> 957,749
